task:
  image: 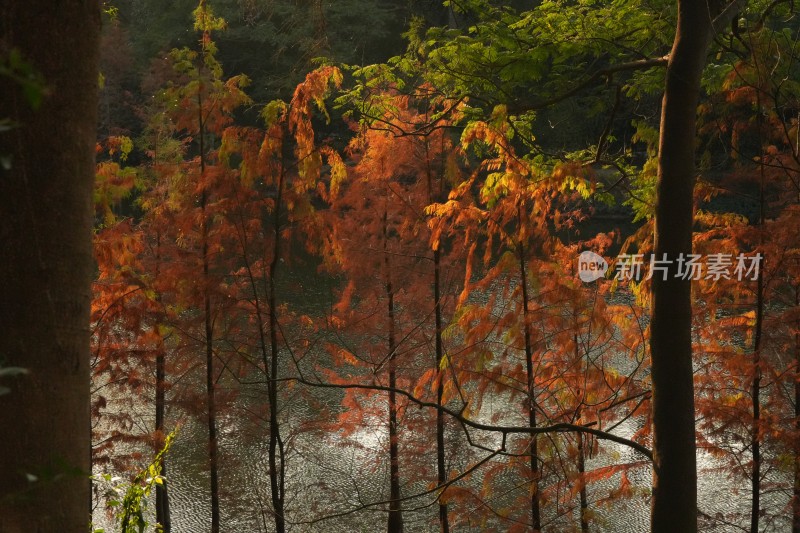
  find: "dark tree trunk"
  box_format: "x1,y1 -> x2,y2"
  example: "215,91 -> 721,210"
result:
650,2 -> 742,532
578,430 -> 589,533
202,192 -> 221,533
234,163 -> 285,532
434,247 -> 450,533
155,345 -> 171,532
267,168 -> 286,533
0,2 -> 100,532
575,326 -> 589,533
425,139 -> 450,533
794,285 -> 800,533
154,233 -> 172,532
198,80 -> 221,533
384,208 -> 404,533
517,210 -> 541,532
650,7 -> 707,532
749,122 -> 767,533
749,263 -> 763,533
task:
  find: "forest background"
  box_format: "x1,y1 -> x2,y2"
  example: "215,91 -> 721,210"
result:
2,0 -> 800,532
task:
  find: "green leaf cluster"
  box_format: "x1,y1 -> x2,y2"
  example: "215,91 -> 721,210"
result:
92,431 -> 176,533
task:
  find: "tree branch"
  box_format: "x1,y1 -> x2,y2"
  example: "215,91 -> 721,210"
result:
508,55 -> 669,114
283,375 -> 653,460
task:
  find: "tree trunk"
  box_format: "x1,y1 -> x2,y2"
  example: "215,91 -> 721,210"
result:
232,164 -> 286,532
202,193 -> 221,533
425,139 -> 450,533
154,233 -> 172,532
198,78 -> 221,533
267,168 -> 286,533
155,343 -> 172,532
434,247 -> 450,533
749,117 -> 767,533
578,431 -> 590,533
794,285 -> 800,533
384,208 -> 404,533
650,2 -> 742,531
0,2 -> 100,532
749,262 -> 763,533
517,210 -> 541,532
576,328 -> 589,533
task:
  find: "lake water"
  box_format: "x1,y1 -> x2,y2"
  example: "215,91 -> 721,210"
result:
91,375 -> 792,532
91,269 -> 793,532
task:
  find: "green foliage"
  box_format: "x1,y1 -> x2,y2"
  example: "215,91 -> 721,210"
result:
0,48 -> 47,111
409,0 -> 673,109
336,0 -> 677,215
102,1 -> 120,20
0,48 -> 47,156
260,99 -> 288,127
92,431 -> 176,533
193,1 -> 226,33
625,156 -> 658,222
94,136 -> 138,227
0,365 -> 28,396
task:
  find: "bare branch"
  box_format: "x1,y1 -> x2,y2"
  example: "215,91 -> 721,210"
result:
282,375 -> 654,460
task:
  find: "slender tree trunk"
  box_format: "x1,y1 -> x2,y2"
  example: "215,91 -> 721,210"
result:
578,429 -> 589,533
267,169 -> 286,533
198,81 -> 221,533
649,3 -> 743,530
749,113 -> 767,533
233,171 -> 285,532
0,2 -> 100,531
434,247 -> 450,533
384,208 -> 404,533
575,324 -> 589,533
425,139 -> 450,533
203,203 -> 220,533
155,331 -> 172,532
517,206 -> 541,532
152,232 -> 172,532
794,285 -> 800,533
750,264 -> 763,533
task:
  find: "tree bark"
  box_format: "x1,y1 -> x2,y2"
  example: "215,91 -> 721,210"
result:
425,139 -> 450,533
650,2 -> 742,531
202,190 -> 221,533
575,325 -> 589,533
0,2 -> 100,532
198,80 -> 221,533
267,167 -> 286,533
578,430 -> 589,533
155,341 -> 172,532
749,112 -> 767,533
794,285 -> 800,533
749,260 -> 763,533
517,208 -> 542,532
434,247 -> 450,533
384,207 -> 404,533
154,233 -> 172,533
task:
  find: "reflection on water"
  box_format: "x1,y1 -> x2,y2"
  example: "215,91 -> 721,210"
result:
92,385 -> 792,532
92,271 -> 792,532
